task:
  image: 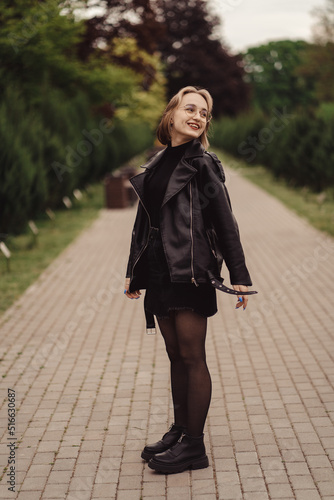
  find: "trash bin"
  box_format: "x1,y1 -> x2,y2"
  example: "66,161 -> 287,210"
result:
104,174 -> 129,209
120,167 -> 138,206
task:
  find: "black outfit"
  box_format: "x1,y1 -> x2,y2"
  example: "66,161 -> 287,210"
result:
143,141 -> 217,322
145,141 -> 189,228
126,138 -> 253,333
127,139 -> 255,471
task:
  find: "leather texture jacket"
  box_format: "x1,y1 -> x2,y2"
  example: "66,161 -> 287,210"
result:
125,139 -> 253,331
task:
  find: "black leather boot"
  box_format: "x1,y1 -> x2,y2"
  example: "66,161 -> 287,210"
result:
141,424 -> 186,461
148,432 -> 209,473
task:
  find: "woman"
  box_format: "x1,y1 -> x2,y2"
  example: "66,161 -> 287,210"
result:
124,86 -> 256,474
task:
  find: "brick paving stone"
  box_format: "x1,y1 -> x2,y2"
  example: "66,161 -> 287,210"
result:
191,466 -> 214,479
143,497 -> 165,500
253,433 -> 277,445
267,483 -> 295,498
16,492 -> 43,500
289,474 -> 318,490
306,454 -> 332,468
214,458 -> 237,472
234,440 -> 257,452
165,472 -> 189,486
91,482 -> 117,498
142,481 -> 166,496
192,479 -> 217,495
294,491 -> 322,500
118,475 -> 142,490
166,486 -> 191,500
317,481 -> 334,496
19,476 -> 47,490
216,481 -> 242,500
0,166 -> 333,500
43,482 -> 69,498
192,495 -> 217,500
215,471 -> 239,484
25,463 -> 52,476
263,470 -> 290,485
236,451 -> 260,465
116,490 -> 144,500
311,468 -> 334,482
285,461 -> 312,475
244,493 -> 269,500
238,464 -> 263,478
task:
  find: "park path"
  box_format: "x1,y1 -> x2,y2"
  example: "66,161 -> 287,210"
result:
0,165 -> 334,500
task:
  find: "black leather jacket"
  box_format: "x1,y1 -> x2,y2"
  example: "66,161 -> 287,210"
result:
125,139 -> 252,330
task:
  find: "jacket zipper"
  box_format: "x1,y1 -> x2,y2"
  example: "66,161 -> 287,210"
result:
189,181 -> 199,287
130,183 -> 152,285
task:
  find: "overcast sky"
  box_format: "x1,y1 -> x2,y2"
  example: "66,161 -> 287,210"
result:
210,0 -> 323,53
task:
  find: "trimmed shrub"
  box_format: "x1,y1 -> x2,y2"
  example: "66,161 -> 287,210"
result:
0,89 -> 47,234
0,86 -> 154,234
211,109 -> 334,193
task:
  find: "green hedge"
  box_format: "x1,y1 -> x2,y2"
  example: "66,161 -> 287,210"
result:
0,86 -> 154,234
211,108 -> 334,193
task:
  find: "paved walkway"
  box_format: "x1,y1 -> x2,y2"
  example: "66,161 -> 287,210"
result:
0,166 -> 334,500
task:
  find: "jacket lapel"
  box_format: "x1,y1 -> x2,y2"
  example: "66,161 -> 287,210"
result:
161,158 -> 197,207
161,140 -> 204,206
129,148 -> 166,203
130,139 -> 205,208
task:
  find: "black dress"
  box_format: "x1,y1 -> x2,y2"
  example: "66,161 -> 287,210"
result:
143,140 -> 217,320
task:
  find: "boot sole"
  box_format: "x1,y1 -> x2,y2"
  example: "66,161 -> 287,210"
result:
148,454 -> 209,473
141,448 -> 173,461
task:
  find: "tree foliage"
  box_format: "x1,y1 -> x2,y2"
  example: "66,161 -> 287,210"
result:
212,110 -> 334,192
296,0 -> 334,103
0,0 -> 163,234
241,40 -> 317,113
71,0 -> 251,117
155,0 -> 250,116
0,0 -> 166,117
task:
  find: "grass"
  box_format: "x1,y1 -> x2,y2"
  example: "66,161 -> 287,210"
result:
0,183 -> 104,316
0,149 -> 149,318
212,147 -> 334,238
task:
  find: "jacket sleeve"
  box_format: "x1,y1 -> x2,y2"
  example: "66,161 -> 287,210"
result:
198,152 -> 252,286
125,253 -> 132,279
125,207 -> 139,279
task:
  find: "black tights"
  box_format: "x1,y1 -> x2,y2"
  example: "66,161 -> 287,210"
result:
157,309 -> 212,437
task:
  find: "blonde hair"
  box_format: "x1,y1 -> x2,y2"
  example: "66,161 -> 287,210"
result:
156,86 -> 213,149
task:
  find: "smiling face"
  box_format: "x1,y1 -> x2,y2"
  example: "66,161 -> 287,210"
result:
170,92 -> 209,147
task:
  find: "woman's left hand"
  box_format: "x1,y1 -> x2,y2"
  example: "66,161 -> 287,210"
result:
233,284 -> 249,310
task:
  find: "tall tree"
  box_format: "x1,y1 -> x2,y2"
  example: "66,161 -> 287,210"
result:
241,40 -> 316,113
296,0 -> 334,103
70,0 -> 162,88
72,0 -> 251,117
155,0 -> 250,117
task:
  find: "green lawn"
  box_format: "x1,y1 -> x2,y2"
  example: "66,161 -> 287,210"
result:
212,148 -> 334,238
0,184 -> 104,316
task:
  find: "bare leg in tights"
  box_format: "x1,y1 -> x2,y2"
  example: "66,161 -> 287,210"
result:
157,310 -> 212,437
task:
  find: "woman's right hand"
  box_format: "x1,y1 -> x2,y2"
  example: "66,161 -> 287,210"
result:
124,278 -> 141,299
